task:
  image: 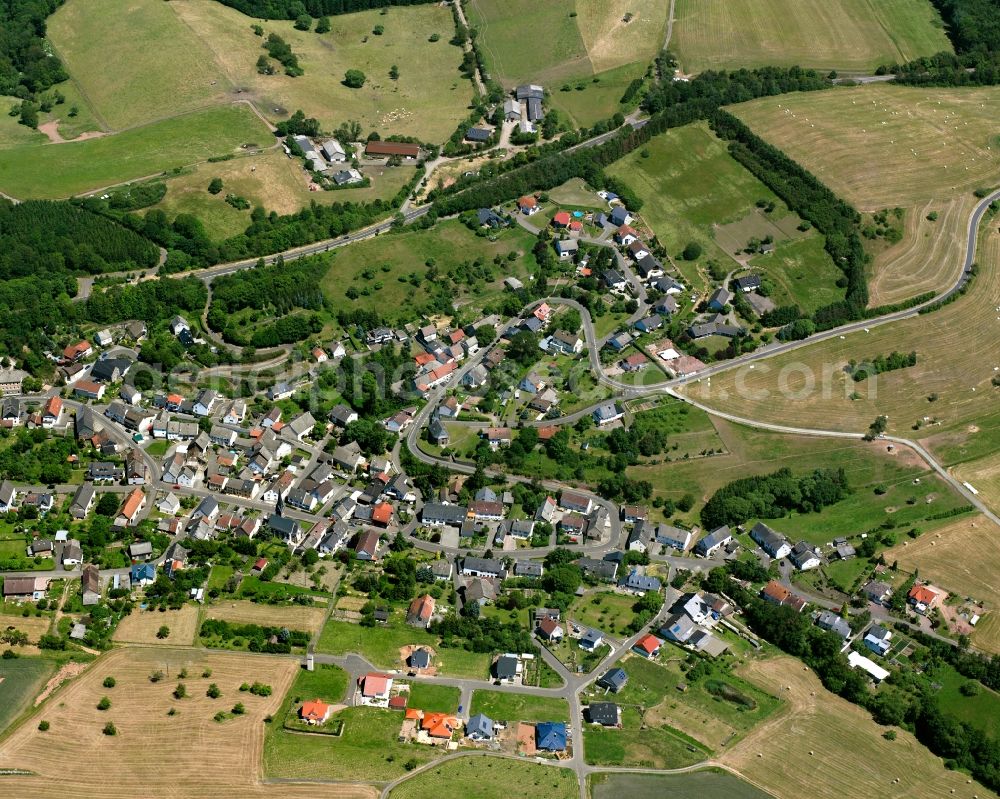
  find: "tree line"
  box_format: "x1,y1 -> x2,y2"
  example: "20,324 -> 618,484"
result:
209,0 -> 437,21
700,466 -> 850,529
0,0 -> 68,99
848,350 -> 918,381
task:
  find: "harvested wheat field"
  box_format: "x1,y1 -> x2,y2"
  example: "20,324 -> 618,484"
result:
952,451 -> 1000,520
723,656 -> 987,799
886,515 -> 1000,613
971,613 -> 1000,657
205,601 -> 327,634
0,615 -> 52,654
0,648 -> 375,799
112,605 -> 199,646
729,85 -> 1000,210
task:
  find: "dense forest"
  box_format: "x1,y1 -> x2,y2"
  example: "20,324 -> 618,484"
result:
700,466 -> 850,529
208,0 -> 436,21
891,0 -> 1000,84
0,0 -> 68,97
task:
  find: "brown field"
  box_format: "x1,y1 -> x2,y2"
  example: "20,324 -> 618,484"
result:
886,515 -> 1000,613
112,605 -> 200,646
952,451 -> 1000,519
868,196 -> 978,305
0,647 -> 374,799
723,656 -> 987,799
678,226 -> 1000,437
644,695 -> 737,750
0,615 -> 52,654
971,613 -> 1000,656
204,600 -> 327,634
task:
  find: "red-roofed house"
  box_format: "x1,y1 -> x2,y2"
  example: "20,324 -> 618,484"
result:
421,712 -> 457,739
633,633 -> 662,659
908,584 -> 941,614
114,488 -> 146,527
388,694 -> 408,710
518,196 -> 539,215
63,340 -> 93,361
615,225 -> 638,246
407,594 -> 436,628
414,352 -> 436,367
533,302 -> 552,322
372,501 -> 394,528
300,699 -> 332,724
568,220 -> 583,234
42,396 -> 63,428
253,557 -> 268,573
552,211 -> 571,228
359,673 -> 393,705
537,616 -> 564,642
621,353 -> 648,372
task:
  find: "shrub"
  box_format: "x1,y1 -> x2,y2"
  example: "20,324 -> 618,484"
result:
156,625 -> 170,639
207,683 -> 221,699
38,720 -> 50,732
149,670 -> 164,683
294,14 -> 311,30
174,683 -> 187,699
232,703 -> 246,715
97,696 -> 111,711
682,241 -> 702,261
102,722 -> 117,736
213,711 -> 228,722
249,682 -> 272,697
103,677 -> 116,688
202,669 -> 213,678
344,69 -> 366,89
208,178 -> 223,195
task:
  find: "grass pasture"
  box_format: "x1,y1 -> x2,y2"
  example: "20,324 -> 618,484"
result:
318,219 -> 537,325
605,121 -> 839,298
678,224 -> 1000,438
389,758 -> 578,799
112,605 -> 199,646
721,655 -> 987,799
0,657 -> 55,735
406,683 -> 460,714
171,0 -> 471,142
589,771 -> 773,799
152,150 -> 416,240
568,590 -> 639,636
0,648 -> 375,799
671,0 -> 952,74
467,0 -> 667,126
0,104 -> 270,200
49,0 -> 232,130
468,690 -> 570,723
204,600 -> 327,635
0,98 -> 48,148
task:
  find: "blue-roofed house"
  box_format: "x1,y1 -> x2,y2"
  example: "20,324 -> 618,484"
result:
130,562 -> 156,586
535,721 -> 567,751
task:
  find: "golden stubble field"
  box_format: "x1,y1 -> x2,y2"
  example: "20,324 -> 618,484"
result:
0,648 -> 375,799
204,600 -> 328,634
112,605 -> 200,646
723,656 -> 988,799
680,225 -> 1000,438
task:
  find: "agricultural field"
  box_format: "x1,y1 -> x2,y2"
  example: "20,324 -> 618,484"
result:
151,151 -> 417,240
48,0 -> 232,131
590,771 -> 773,799
606,121 -> 840,303
172,0 -> 471,142
886,515 -> 1000,631
204,600 -> 328,635
319,220 -> 538,326
315,616 -> 491,679
671,0 -> 952,73
0,648 -> 376,799
721,655 -> 987,799
627,415 -> 970,533
468,690 -> 570,723
0,615 -> 52,655
971,614 -> 1000,657
677,224 -> 1000,437
112,605 -> 200,646
466,0 -> 667,126
728,85 -> 1000,301
389,758 -> 578,799
0,104 -> 270,200
0,658 -> 56,735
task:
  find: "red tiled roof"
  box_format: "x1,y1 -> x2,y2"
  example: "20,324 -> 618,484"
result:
909,584 -> 938,605
388,694 -> 408,709
372,502 -> 393,525
635,634 -> 661,655
44,396 -> 62,417
552,211 -> 571,226
118,488 -> 145,520
300,699 -> 330,721
408,594 -> 435,623
518,195 -> 538,209
361,673 -> 391,696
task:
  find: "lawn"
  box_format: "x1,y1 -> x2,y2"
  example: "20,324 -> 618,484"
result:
590,771 -> 774,799
264,704 -> 442,782
671,0 -> 951,74
285,663 -> 350,706
751,235 -> 846,315
144,440 -> 170,458
389,758 -> 578,799
206,565 -> 235,592
407,683 -> 460,714
0,104 -> 270,200
679,224 -> 1000,439
0,657 -> 55,735
319,219 -> 538,327
49,0 -> 231,130
316,616 -> 491,679
568,590 -> 640,637
468,689 -> 570,723
152,150 -> 416,240
930,662 -> 1000,739
605,121 -> 840,299
172,0 -> 473,142
583,705 -> 711,769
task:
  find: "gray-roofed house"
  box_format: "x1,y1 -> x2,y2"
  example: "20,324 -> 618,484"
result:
461,557 -> 507,579
597,667 -> 628,693
750,522 -> 792,559
576,557 -> 618,582
466,712 -> 495,741
620,568 -> 661,594
707,287 -> 732,311
817,610 -> 852,640
69,482 -> 96,519
494,653 -> 520,683
694,525 -> 732,557
587,702 -> 620,727
466,127 -> 492,143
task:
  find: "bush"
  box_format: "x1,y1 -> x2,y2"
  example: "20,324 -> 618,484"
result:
294,14 -> 311,30
682,242 -> 702,261
156,625 -> 170,639
344,69 -> 366,88
97,696 -> 111,711
213,711 -> 228,723
103,676 -> 116,688
208,178 -> 223,195
207,683 -> 221,698
102,722 -> 117,736
149,670 -> 165,683
38,720 -> 50,731
249,682 -> 272,697
174,683 -> 187,699
232,702 -> 246,715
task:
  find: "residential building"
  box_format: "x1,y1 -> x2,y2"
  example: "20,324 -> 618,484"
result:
789,541 -> 821,571
761,580 -> 807,612
406,594 -> 435,627
81,564 -> 101,606
461,557 -> 507,579
593,402 -> 624,426
693,525 -> 732,557
597,668 -> 628,693
654,524 -> 695,552
633,633 -> 662,659
354,529 -> 381,561
863,624 -> 893,656
816,610 -> 852,640
750,522 -> 792,559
